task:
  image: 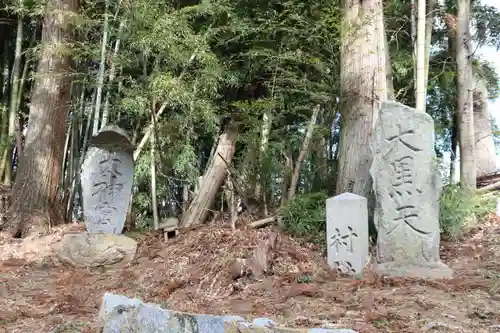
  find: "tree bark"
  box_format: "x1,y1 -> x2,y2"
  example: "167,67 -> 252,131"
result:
384,33 -> 394,100
93,0 -> 110,133
336,0 -> 387,198
288,105 -> 320,201
180,128 -> 237,228
449,114 -> 459,183
6,0 -> 78,237
472,73 -> 497,177
415,0 -> 427,112
150,110 -> 159,230
5,14 -> 24,186
456,0 -> 476,190
423,0 -> 435,103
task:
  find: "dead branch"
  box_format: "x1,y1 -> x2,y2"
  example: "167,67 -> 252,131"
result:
476,180 -> 500,194
249,216 -> 276,229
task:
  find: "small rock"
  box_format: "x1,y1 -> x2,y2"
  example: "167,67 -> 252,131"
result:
252,317 -> 276,328
56,232 -> 137,268
424,321 -> 458,331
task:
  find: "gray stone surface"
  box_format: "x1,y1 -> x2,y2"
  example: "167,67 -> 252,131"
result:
370,101 -> 452,279
56,233 -> 137,268
81,126 -> 134,234
99,292 -> 357,333
326,193 -> 368,275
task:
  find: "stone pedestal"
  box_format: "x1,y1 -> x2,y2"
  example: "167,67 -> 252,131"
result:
326,193 -> 369,275
370,101 -> 452,279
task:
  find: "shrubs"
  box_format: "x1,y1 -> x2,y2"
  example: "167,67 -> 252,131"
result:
280,185 -> 495,244
280,192 -> 328,245
439,184 -> 495,237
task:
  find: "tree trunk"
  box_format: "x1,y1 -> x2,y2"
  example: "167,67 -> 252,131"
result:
103,18 -> 126,124
385,33 -> 394,100
181,128 -> 237,228
336,0 -> 387,197
288,105 -> 320,200
150,111 -> 159,230
6,0 -> 78,237
415,0 -> 427,112
456,0 -> 476,190
449,114 -> 459,183
423,0 -> 435,101
411,0 -> 417,104
472,73 -> 497,177
93,0 -> 110,133
5,15 -> 24,186
255,111 -> 271,203
224,171 -> 238,231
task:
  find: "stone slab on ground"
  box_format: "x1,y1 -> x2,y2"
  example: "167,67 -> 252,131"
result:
99,292 -> 357,333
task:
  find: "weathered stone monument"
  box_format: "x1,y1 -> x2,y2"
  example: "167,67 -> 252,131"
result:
81,125 -> 134,234
370,101 -> 453,278
326,193 -> 368,275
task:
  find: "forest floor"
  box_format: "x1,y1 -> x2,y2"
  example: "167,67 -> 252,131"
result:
1,215 -> 500,333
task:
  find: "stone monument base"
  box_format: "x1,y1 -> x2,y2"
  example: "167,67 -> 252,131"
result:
374,260 -> 453,279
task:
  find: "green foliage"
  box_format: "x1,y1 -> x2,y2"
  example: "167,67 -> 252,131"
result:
2,0 -> 500,239
280,191 -> 328,244
472,3 -> 500,49
439,184 -> 495,236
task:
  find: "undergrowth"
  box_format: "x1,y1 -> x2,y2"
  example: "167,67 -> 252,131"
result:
281,185 -> 496,245
439,184 -> 495,237
280,192 -> 328,245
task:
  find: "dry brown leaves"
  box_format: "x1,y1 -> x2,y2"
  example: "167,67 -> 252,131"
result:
0,215 -> 500,332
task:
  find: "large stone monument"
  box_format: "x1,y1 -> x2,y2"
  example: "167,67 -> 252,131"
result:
370,101 -> 453,278
326,193 -> 368,275
81,125 -> 134,234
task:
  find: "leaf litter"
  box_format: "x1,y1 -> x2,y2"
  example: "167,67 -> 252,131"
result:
0,215 -> 500,333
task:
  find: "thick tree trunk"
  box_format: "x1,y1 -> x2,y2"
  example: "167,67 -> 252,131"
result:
473,73 -> 497,177
336,0 -> 387,197
7,0 -> 78,237
456,0 -> 476,190
181,128 -> 237,228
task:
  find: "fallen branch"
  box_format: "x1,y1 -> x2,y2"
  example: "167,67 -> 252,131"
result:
249,216 -> 277,229
476,180 -> 500,194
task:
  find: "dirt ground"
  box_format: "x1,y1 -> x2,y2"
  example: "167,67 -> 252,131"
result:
1,215 -> 500,333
